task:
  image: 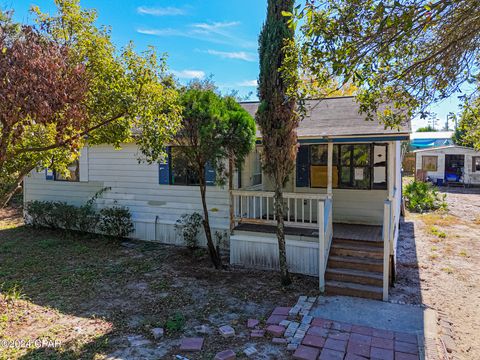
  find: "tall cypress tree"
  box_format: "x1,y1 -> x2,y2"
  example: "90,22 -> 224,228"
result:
257,0 -> 298,286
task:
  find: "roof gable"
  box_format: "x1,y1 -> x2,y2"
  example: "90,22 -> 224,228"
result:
240,97 -> 411,139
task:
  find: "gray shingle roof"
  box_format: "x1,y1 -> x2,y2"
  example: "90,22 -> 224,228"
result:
240,96 -> 411,139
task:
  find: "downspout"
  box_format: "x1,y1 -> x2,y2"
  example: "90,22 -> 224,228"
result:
154,215 -> 159,242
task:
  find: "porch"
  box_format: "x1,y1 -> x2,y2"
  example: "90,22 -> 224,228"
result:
229,189 -> 396,301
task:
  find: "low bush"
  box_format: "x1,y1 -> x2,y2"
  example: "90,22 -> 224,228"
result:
175,212 -> 203,250
98,206 -> 134,239
25,201 -> 133,239
404,180 -> 447,213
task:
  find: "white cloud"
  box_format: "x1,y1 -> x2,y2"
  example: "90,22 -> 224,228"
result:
192,21 -> 240,32
238,80 -> 258,87
137,6 -> 186,16
172,70 -> 206,79
205,49 -> 256,62
136,21 -> 256,49
137,28 -> 184,36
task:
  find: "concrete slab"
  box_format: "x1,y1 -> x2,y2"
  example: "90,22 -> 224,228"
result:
311,296 -> 430,335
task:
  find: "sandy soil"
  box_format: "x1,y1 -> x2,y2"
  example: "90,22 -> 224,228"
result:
391,187 -> 480,360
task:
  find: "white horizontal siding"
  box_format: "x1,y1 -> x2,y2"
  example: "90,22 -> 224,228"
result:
295,187 -> 386,225
230,233 -> 318,276
23,143 -> 231,243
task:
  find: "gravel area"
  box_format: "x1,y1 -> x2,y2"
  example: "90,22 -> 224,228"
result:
391,187 -> 480,360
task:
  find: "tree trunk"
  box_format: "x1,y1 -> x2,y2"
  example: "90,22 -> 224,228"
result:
199,169 -> 223,269
228,156 -> 234,233
274,186 -> 291,286
1,166 -> 33,208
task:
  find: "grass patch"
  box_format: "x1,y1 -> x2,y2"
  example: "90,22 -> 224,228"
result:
428,226 -> 446,239
421,213 -> 459,228
164,312 -> 186,333
441,267 -> 454,274
429,254 -> 439,260
459,250 -> 469,257
0,283 -> 27,302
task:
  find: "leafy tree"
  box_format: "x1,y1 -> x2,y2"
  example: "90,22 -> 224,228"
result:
452,98 -> 479,149
0,0 -> 181,206
139,85 -> 256,268
291,0 -> 480,128
416,126 -> 437,133
257,0 -> 299,286
0,13 -> 88,206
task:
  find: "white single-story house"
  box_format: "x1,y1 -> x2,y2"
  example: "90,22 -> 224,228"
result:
24,96 -> 410,301
414,145 -> 480,186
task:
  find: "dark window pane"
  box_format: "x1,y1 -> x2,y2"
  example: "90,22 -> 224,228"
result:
340,145 -> 352,165
474,157 -> 480,172
352,145 -> 370,166
171,147 -> 200,185
54,160 -> 79,182
340,167 -> 351,185
311,145 -> 327,165
353,167 -> 371,189
311,145 -> 338,165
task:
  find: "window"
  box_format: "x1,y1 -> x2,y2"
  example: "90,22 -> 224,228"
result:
422,156 -> 438,171
297,143 -> 388,190
54,160 -> 80,182
159,147 -> 216,186
171,147 -> 200,186
473,157 -> 480,172
339,144 -> 371,189
310,145 -> 339,188
251,150 -> 262,186
372,145 -> 387,189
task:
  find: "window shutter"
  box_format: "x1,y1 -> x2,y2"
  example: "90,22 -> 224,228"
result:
159,147 -> 171,185
296,145 -> 310,187
205,162 -> 216,186
45,169 -> 54,180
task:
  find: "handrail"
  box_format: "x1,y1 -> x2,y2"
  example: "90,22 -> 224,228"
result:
231,189 -> 329,200
382,199 -> 392,301
231,190 -> 331,228
318,196 -> 333,292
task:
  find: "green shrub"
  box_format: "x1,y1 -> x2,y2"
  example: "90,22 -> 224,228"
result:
98,206 -> 134,239
26,200 -> 132,239
404,181 -> 447,213
175,212 -> 203,250
164,312 -> 185,333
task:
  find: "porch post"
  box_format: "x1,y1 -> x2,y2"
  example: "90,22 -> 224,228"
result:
388,142 -> 395,200
318,201 -> 325,293
327,141 -> 333,195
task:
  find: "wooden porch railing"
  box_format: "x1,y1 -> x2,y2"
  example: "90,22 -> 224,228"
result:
382,188 -> 397,301
318,196 -> 333,292
230,189 -> 333,291
230,190 -> 329,228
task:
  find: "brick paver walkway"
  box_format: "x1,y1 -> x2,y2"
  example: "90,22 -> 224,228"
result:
268,297 -> 422,360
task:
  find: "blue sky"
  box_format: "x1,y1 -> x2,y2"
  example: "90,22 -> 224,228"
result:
9,0 -> 464,130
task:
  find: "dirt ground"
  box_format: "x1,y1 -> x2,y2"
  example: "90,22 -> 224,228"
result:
391,186 -> 480,360
0,208 -> 317,359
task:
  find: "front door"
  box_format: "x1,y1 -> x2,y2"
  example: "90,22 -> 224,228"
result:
445,154 -> 464,182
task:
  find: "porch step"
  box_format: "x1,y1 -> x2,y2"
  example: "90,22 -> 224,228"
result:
325,280 -> 383,300
330,242 -> 383,260
325,268 -> 383,286
333,238 -> 383,248
328,255 -> 383,273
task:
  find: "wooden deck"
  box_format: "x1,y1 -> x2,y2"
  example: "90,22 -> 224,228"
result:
333,223 -> 382,243
234,222 -> 382,242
